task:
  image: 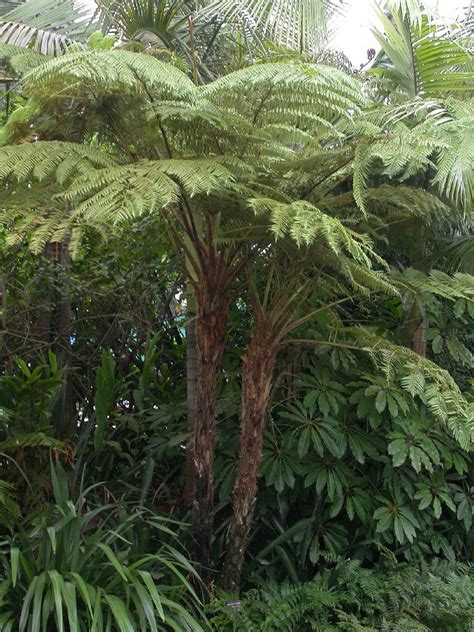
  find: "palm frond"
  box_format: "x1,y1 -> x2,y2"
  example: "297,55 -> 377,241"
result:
0,0 -> 96,55
99,0 -> 189,45
199,0 -> 343,53
442,234 -> 474,273
371,4 -> 473,97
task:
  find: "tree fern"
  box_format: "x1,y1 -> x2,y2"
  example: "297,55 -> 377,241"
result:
394,268 -> 474,302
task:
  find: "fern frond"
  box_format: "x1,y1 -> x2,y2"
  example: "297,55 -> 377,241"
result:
250,197 -> 389,272
349,329 -> 474,449
22,49 -> 198,102
394,268 -> 474,302
64,159 -> 235,224
201,62 -> 364,130
0,142 -> 116,183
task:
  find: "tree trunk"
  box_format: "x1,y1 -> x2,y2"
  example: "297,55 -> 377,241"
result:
51,242 -> 74,437
400,293 -> 428,357
192,274 -> 230,588
222,332 -> 278,593
184,287 -> 198,503
34,242 -> 55,347
411,314 -> 428,357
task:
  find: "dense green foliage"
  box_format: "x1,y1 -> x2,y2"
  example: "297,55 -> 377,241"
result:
0,0 -> 472,629
209,560 -> 474,630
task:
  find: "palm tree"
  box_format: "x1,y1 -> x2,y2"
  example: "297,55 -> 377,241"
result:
369,1 -> 474,355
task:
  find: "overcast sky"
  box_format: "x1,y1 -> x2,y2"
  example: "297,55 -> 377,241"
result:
333,0 -> 467,66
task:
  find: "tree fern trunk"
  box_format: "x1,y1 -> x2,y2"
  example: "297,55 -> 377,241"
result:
222,332 -> 278,593
192,273 -> 230,588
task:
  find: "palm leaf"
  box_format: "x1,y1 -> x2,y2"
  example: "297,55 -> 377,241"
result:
199,0 -> 344,53
98,0 -> 189,45
371,3 -> 473,97
0,0 -> 97,55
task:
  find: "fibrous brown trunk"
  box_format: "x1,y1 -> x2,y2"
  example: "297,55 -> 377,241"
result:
222,331 -> 278,593
192,273 -> 230,587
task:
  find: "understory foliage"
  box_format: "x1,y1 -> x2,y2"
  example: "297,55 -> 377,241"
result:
0,0 -> 473,628
209,560 -> 474,631
0,464 -> 205,632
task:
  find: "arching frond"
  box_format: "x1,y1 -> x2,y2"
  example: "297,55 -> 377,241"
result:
371,4 -> 473,97
99,0 -> 189,46
431,118 -> 474,210
199,0 -> 342,53
22,49 -> 198,102
62,158 -> 235,224
393,267 -> 474,302
249,197 -> 389,273
0,0 -> 95,54
0,142 -> 116,182
201,62 -> 364,129
442,234 -> 474,273
0,45 -> 50,74
316,246 -> 397,296
0,21 -> 77,55
349,328 -> 474,449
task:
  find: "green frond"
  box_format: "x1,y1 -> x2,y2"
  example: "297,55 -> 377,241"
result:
350,329 -> 474,449
65,159 -> 235,224
0,142 -> 116,182
316,246 -> 397,296
248,197 -> 397,296
371,5 -> 473,97
432,119 -> 474,209
0,0 -> 94,43
445,336 -> 474,368
442,234 -> 474,273
394,268 -> 474,302
0,431 -> 63,451
22,49 -> 198,102
250,197 -> 380,265
352,143 -> 371,215
199,0 -> 342,53
0,20 -> 77,55
201,62 -> 364,129
0,44 -> 49,75
365,186 -> 451,222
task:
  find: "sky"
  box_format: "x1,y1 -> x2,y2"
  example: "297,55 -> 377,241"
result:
333,0 -> 467,66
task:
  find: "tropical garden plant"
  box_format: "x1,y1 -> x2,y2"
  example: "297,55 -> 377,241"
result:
0,0 -> 472,628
